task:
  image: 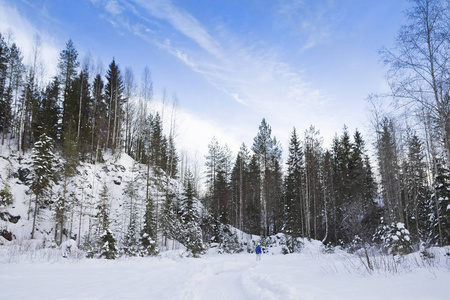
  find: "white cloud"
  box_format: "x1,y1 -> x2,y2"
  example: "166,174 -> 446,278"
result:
0,0 -> 61,79
99,0 -> 335,148
105,0 -> 123,16
130,0 -> 223,59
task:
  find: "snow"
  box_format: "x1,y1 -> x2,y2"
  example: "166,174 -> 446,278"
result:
1,246 -> 449,299
0,142 -> 449,299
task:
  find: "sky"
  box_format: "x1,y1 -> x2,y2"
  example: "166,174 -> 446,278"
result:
0,0 -> 410,165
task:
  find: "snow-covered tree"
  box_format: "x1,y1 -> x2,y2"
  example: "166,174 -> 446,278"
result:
30,133 -> 55,239
373,219 -> 413,255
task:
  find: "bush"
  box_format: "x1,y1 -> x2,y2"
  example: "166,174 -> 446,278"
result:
373,220 -> 413,255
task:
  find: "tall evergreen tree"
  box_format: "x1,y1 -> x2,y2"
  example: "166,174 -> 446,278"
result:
284,128 -> 304,240
377,118 -> 403,223
58,39 -> 79,140
180,170 -> 204,256
91,74 -> 106,162
30,133 -> 55,239
96,183 -> 117,259
35,77 -> 60,141
140,195 -> 159,256
0,33 -> 8,128
252,118 -> 282,236
104,58 -> 123,152
230,143 -> 250,231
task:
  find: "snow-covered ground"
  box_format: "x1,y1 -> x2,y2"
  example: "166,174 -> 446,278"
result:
1,244 -> 449,300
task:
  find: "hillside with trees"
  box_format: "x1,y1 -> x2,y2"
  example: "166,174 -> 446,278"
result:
0,0 -> 450,260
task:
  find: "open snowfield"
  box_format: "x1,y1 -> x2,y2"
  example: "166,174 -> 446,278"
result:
1,245 -> 449,300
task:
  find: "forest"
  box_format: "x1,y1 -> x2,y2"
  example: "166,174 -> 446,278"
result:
0,0 -> 449,259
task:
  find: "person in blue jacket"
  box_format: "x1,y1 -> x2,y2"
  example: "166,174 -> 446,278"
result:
255,244 -> 262,261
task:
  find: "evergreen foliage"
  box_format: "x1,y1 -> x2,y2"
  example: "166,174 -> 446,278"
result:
0,182 -> 13,207
30,133 -> 56,239
373,219 -> 413,255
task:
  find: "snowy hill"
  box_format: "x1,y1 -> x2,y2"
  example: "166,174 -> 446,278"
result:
0,145 -> 188,253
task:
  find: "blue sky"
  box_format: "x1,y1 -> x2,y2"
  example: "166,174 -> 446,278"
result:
0,0 -> 409,161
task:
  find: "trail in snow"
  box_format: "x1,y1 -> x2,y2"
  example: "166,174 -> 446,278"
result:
1,251 -> 449,300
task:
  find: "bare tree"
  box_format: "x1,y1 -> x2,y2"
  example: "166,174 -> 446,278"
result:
381,0 -> 450,163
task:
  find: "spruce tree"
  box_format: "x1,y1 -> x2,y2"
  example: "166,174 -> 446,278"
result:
0,34 -> 8,127
140,195 -> 159,256
104,58 -> 123,152
433,160 -> 450,245
30,133 -> 55,239
58,39 -> 79,139
284,128 -> 304,245
230,143 -> 250,231
96,183 -> 117,259
35,77 -> 60,141
181,170 -> 204,256
252,118 -> 282,236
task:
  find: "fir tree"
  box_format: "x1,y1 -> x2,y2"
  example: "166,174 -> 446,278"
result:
96,183 -> 117,259
30,133 -> 56,239
0,182 -> 13,207
284,128 -> 304,243
433,160 -> 450,245
140,195 -> 159,256
59,39 -> 79,138
181,170 -> 204,256
35,77 -> 60,141
104,58 -> 124,151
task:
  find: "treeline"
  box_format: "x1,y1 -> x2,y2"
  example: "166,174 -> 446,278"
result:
0,36 -> 178,174
204,122 -> 380,245
0,33 -> 186,256
203,0 -> 450,249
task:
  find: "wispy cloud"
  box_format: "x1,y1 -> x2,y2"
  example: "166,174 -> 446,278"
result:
0,0 -> 60,77
276,0 -> 341,51
130,0 -> 223,59
94,0 -> 330,146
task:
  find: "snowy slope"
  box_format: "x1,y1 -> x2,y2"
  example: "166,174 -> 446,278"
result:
0,144 -> 184,249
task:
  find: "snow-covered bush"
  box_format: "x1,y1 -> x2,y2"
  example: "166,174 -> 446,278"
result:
347,235 -> 364,254
139,233 -> 159,256
373,220 -> 413,255
321,242 -> 335,254
99,229 -> 118,259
